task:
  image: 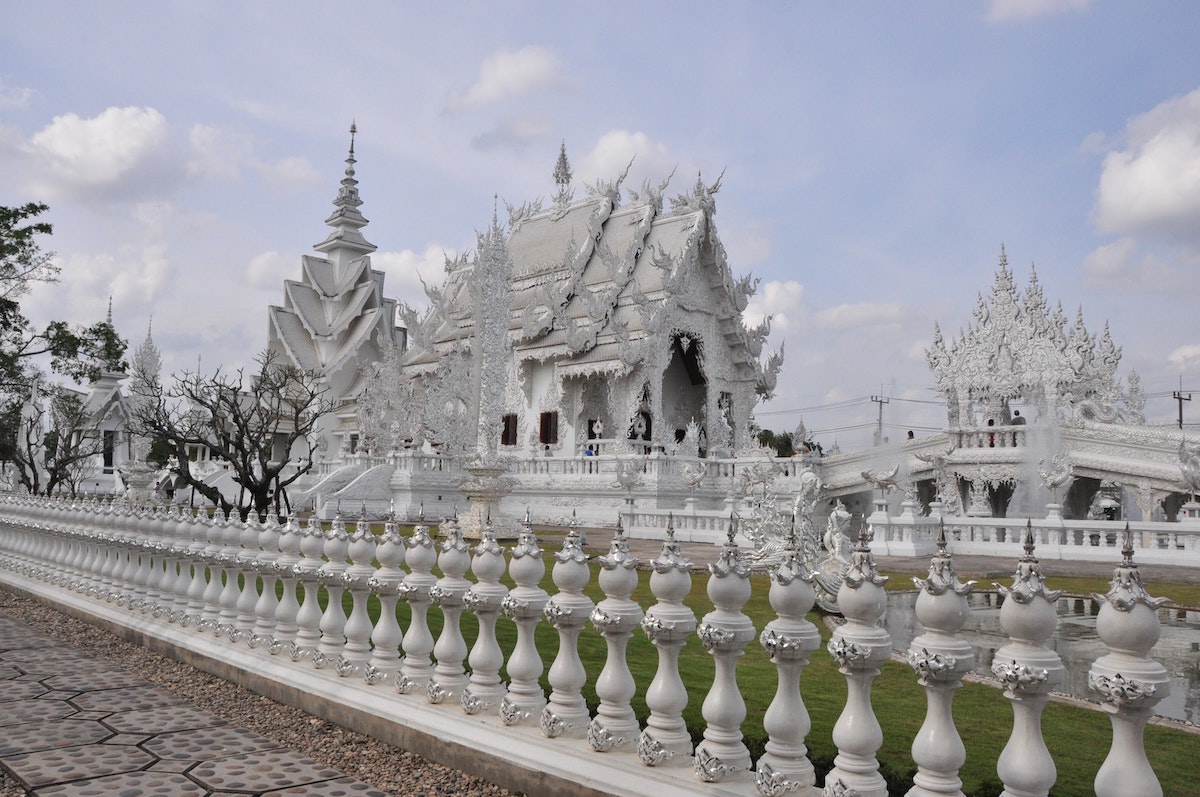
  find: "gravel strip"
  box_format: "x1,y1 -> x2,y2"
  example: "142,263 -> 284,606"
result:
0,588 -> 514,797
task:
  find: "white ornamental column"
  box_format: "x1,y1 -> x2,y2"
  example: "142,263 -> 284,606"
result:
1088,528 -> 1171,797
289,516 -> 327,661
364,514 -> 406,685
694,519 -> 755,784
249,514 -> 282,649
823,525 -> 891,797
396,512 -> 438,694
991,524 -> 1064,797
196,510 -> 227,632
638,514 -> 696,768
756,523 -> 821,797
268,515 -> 304,654
906,524 -> 975,797
337,512 -> 378,677
215,512 -> 245,637
313,512 -> 350,669
540,514 -> 594,739
232,515 -> 264,643
427,515 -> 472,703
499,514 -> 549,726
461,521 -> 509,715
588,519 -> 643,753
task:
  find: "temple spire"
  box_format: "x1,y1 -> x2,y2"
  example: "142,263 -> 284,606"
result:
314,120 -> 376,266
552,140 -> 573,207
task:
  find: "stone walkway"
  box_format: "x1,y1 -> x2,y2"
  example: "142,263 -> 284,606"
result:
0,611 -> 390,797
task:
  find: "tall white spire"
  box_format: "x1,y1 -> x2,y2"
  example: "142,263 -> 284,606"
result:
314,120 -> 377,268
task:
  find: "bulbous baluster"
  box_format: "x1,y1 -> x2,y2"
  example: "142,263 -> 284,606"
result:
499,514 -> 548,726
991,524 -> 1064,797
756,521 -> 821,797
396,512 -> 437,694
1089,528 -> 1171,797
337,512 -> 378,677
364,514 -> 406,684
268,514 -> 304,654
183,509 -> 213,628
906,524 -> 975,797
313,513 -> 350,669
540,513 -> 593,739
197,510 -> 228,632
215,512 -> 245,637
249,514 -> 282,649
588,518 -> 642,752
694,518 -> 755,784
460,521 -> 508,715
638,514 -> 696,767
822,524 -> 891,797
230,514 -> 263,642
167,505 -> 195,622
289,516 -> 327,661
427,515 -> 472,703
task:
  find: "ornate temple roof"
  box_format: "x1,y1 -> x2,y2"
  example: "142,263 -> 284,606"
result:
401,161 -> 780,397
926,248 -> 1141,423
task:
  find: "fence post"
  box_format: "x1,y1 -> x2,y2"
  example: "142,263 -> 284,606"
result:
638,513 -> 697,768
1089,528 -> 1171,797
396,511 -> 438,693
824,524 -> 891,797
428,515 -> 472,703
906,524 -> 975,797
540,515 -> 594,739
499,513 -> 548,726
588,518 -> 643,752
461,520 -> 509,715
364,512 -> 406,685
992,523 -> 1064,797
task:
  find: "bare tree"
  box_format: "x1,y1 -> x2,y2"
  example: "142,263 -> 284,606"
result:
129,350 -> 334,520
0,380 -> 112,496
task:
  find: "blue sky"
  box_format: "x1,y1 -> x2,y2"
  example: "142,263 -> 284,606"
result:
1,0 -> 1198,450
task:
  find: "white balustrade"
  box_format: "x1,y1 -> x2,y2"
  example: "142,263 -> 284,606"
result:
540,515 -> 593,739
906,525 -> 975,797
694,521 -> 755,784
232,514 -> 263,643
0,494 -> 1183,797
824,525 -> 891,797
499,514 -> 548,726
461,521 -> 508,715
396,512 -> 437,694
756,526 -> 820,796
336,512 -> 378,677
427,515 -> 471,703
638,514 -> 696,767
1089,529 -> 1171,797
992,525 -> 1064,797
588,520 -> 642,752
364,514 -> 406,685
313,512 -> 350,669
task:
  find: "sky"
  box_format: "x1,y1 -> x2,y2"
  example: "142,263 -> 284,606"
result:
1,0 -> 1198,451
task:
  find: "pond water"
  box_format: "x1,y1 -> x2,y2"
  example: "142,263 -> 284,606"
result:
883,591 -> 1200,725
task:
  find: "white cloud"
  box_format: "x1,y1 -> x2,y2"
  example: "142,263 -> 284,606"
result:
246,251 -> 289,289
255,156 -> 320,194
471,117 -> 552,151
575,130 -> 676,188
812,301 -> 907,330
0,78 -> 33,110
372,245 -> 457,307
25,106 -> 178,201
744,279 -> 804,336
721,220 -> 773,268
1093,88 -> 1200,246
986,0 -> 1091,23
186,124 -> 252,181
1168,344 -> 1200,369
448,45 -> 563,111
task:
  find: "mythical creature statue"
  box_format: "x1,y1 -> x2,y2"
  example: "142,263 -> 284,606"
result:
861,465 -> 900,497
1180,441 -> 1200,499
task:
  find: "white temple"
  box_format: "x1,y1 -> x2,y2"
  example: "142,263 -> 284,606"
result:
277,132 -> 782,523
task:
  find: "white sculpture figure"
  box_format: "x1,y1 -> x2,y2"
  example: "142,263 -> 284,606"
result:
810,500 -> 853,613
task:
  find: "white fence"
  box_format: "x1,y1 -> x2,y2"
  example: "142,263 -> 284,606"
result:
0,495 -> 1180,797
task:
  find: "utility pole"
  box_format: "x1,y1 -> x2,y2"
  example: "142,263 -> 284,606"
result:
1174,375 -> 1191,430
870,394 -> 890,446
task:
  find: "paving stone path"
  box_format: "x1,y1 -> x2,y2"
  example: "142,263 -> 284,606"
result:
0,612 -> 390,797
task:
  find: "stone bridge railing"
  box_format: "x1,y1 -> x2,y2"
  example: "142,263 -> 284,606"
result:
0,495 -> 1177,797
